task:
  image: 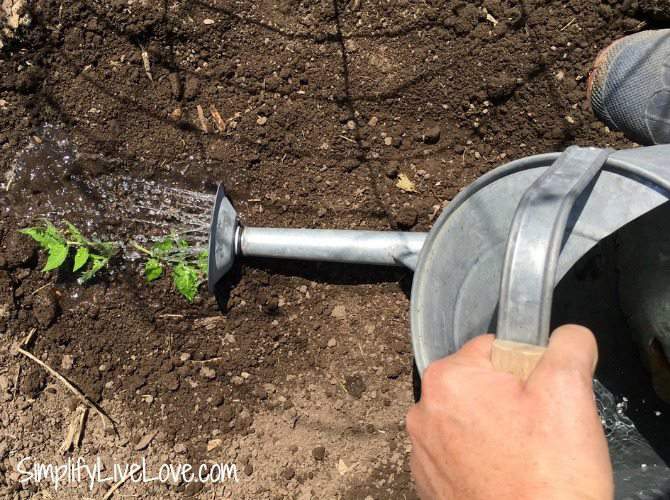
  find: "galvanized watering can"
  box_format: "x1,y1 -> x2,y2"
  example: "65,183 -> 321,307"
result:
208,145 -> 670,499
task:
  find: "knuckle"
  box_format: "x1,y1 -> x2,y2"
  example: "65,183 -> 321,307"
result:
405,407 -> 421,437
419,360 -> 461,402
420,363 -> 446,398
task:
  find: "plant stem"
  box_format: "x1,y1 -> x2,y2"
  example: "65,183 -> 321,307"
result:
130,241 -> 153,256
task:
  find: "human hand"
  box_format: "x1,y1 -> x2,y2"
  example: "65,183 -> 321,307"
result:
407,325 -> 613,500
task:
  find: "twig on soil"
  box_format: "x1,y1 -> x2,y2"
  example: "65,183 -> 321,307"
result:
157,313 -> 184,319
210,105 -> 226,133
59,405 -> 83,454
29,282 -> 53,297
140,48 -> 152,81
197,104 -> 209,133
21,327 -> 37,349
13,365 -> 21,399
191,357 -> 223,364
16,347 -> 117,434
101,474 -> 131,500
75,406 -> 89,448
338,135 -> 356,144
560,17 -> 576,31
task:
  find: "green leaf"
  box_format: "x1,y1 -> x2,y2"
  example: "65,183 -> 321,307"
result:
197,250 -> 208,275
144,258 -> 163,282
152,238 -> 174,255
173,263 -> 200,302
73,246 -> 90,271
43,220 -> 65,243
19,227 -> 50,248
43,243 -> 69,272
80,254 -> 108,283
19,227 -> 63,250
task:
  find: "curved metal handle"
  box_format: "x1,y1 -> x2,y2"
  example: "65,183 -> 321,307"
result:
496,146 -> 611,348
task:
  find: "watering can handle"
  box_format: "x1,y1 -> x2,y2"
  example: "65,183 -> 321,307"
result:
492,146 -> 611,380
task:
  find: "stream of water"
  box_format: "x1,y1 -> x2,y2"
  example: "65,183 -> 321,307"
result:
1,124 -> 212,256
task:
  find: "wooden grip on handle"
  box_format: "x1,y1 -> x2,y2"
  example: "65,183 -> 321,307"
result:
491,339 -> 547,381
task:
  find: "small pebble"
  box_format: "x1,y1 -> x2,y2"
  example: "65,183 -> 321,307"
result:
281,466 -> 295,480
200,366 -> 216,380
331,305 -> 346,319
312,446 -> 326,461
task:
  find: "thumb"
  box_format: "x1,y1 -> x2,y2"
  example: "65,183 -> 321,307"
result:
527,324 -> 598,388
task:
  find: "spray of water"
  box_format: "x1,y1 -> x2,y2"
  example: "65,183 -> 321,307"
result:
2,124 -> 214,257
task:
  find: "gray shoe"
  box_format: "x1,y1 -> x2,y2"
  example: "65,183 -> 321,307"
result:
589,30 -> 670,145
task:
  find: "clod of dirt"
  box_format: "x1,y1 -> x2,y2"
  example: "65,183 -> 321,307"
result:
344,374 -> 366,399
385,160 -> 400,178
2,231 -> 36,269
312,446 -> 326,461
127,374 -> 147,392
421,126 -> 441,145
281,466 -> 296,480
207,139 -> 228,161
32,289 -> 58,328
394,207 -> 418,230
13,66 -> 44,94
331,305 -> 346,320
19,367 -> 46,398
162,373 -> 180,392
385,361 -> 404,380
168,73 -> 182,99
244,463 -> 254,476
486,75 -> 519,103
184,482 -> 204,497
445,3 -> 480,35
342,159 -> 360,172
183,75 -> 200,100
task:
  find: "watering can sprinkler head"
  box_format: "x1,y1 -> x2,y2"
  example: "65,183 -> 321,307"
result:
208,185 -> 240,293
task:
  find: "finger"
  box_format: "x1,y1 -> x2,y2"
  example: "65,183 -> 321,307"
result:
528,324 -> 598,387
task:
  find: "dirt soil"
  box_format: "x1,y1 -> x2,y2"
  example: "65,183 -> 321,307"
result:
1,0 -> 669,498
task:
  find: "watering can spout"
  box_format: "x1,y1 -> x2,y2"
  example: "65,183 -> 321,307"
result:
207,184 -> 427,292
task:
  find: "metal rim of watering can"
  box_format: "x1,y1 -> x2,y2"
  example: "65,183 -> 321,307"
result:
410,144 -> 670,377
410,144 -> 670,498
